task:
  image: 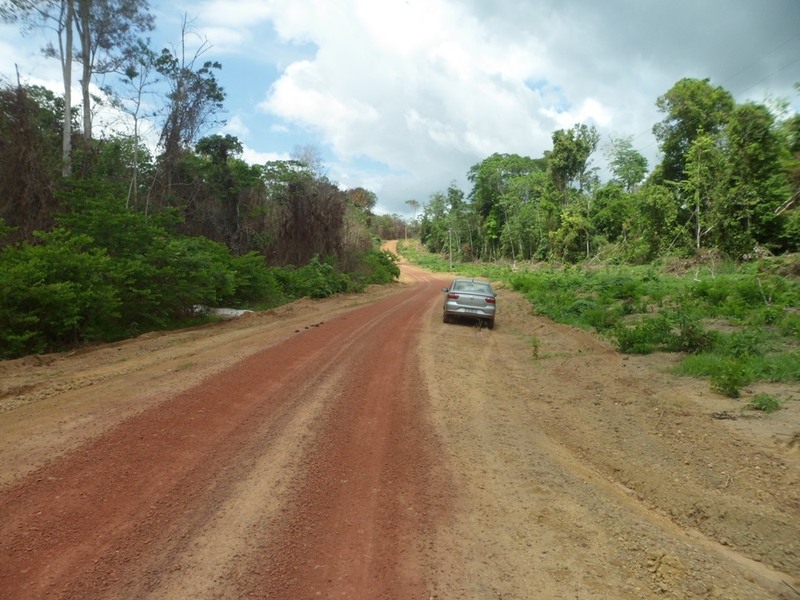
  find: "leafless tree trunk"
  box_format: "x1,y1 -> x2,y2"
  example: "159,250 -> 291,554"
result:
60,0 -> 74,176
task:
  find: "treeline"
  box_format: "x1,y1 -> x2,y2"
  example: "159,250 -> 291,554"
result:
0,81 -> 401,358
0,3 -> 401,359
419,78 -> 800,264
0,81 -> 383,262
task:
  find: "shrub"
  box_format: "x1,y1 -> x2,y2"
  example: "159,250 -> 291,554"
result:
0,231 -> 121,357
709,359 -> 752,398
748,394 -> 782,413
723,329 -> 766,359
671,312 -> 718,354
359,249 -> 401,284
614,315 -> 673,354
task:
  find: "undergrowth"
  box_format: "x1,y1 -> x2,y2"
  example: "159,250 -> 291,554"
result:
398,241 -> 800,399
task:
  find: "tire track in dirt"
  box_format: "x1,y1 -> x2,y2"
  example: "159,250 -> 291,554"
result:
243,278 -> 452,599
2,245 -> 798,599
0,279 -> 452,600
419,284 -> 798,599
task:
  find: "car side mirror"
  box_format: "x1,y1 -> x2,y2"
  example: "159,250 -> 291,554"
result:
442,287 -> 449,292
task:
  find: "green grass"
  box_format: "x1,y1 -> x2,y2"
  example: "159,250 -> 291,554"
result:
748,394 -> 783,413
396,240 -> 513,281
399,240 -> 800,398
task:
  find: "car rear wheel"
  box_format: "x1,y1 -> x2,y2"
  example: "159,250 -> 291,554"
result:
443,312 -> 450,324
486,319 -> 494,330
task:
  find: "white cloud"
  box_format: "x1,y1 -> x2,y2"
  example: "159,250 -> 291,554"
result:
222,115 -> 250,138
3,0 -> 799,218
241,145 -> 288,165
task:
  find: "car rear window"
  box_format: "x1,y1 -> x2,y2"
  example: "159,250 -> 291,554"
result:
453,281 -> 492,294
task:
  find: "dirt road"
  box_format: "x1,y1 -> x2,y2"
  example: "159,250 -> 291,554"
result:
1,244 -> 798,599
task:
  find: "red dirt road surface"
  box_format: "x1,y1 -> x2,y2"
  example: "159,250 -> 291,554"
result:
1,243 -> 799,599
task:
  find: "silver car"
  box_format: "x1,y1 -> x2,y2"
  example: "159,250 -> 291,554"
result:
442,278 -> 497,329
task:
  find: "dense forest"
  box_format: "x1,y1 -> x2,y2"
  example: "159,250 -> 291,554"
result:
1,2 -> 798,359
0,0 -> 405,358
418,78 -> 800,264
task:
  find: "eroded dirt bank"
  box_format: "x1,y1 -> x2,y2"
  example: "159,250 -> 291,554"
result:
0,247 -> 798,599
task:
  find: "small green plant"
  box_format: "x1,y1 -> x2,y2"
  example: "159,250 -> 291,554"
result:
710,359 -> 752,398
723,329 -> 765,359
613,315 -> 673,354
671,312 -> 717,354
528,335 -> 541,360
748,394 -> 782,413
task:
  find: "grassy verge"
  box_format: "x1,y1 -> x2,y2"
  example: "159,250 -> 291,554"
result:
398,241 -> 800,400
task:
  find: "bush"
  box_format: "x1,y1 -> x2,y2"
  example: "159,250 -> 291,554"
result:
614,315 -> 673,354
748,394 -> 782,413
709,358 -> 752,398
671,312 -> 718,354
228,253 -> 286,307
274,255 -> 354,300
0,230 -> 121,357
722,329 -> 766,359
359,249 -> 400,284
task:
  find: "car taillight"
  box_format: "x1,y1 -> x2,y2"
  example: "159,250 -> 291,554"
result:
485,297 -> 496,304
447,293 -> 459,299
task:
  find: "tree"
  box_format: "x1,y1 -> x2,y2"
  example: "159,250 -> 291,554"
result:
547,123 -> 600,202
549,204 -> 594,261
115,38 -> 160,210
155,18 -> 225,201
292,144 -> 325,178
592,182 -> 633,244
74,0 -> 153,141
404,199 -> 419,238
419,191 -> 449,254
257,159 -> 348,265
682,132 -> 725,251
468,153 -> 545,217
468,153 -> 545,259
347,188 -> 377,214
719,102 -> 788,254
653,78 -> 734,183
606,136 -> 648,192
626,184 -> 685,262
194,134 -> 244,247
2,0 -> 154,173
1,0 -> 75,175
0,83 -> 64,242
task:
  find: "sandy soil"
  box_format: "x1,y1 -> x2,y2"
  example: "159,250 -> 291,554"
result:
0,242 -> 798,599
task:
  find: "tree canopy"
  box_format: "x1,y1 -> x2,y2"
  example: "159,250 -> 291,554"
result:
420,77 -> 799,264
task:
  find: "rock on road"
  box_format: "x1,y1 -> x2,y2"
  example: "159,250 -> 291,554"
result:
1,246 -> 798,599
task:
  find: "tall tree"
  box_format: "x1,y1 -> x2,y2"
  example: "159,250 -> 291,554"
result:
468,152 -> 545,258
74,0 -> 154,141
468,153 -> 545,218
653,78 -> 734,184
1,0 -> 75,175
115,38 -> 160,210
606,136 -> 648,192
547,123 -> 599,202
2,0 -> 153,172
404,198 -> 419,238
682,132 -> 725,251
419,191 -> 449,254
719,102 -> 787,254
194,134 -> 243,246
155,18 -> 225,201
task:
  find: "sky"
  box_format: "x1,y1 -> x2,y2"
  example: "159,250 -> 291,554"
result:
2,0 -> 799,217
